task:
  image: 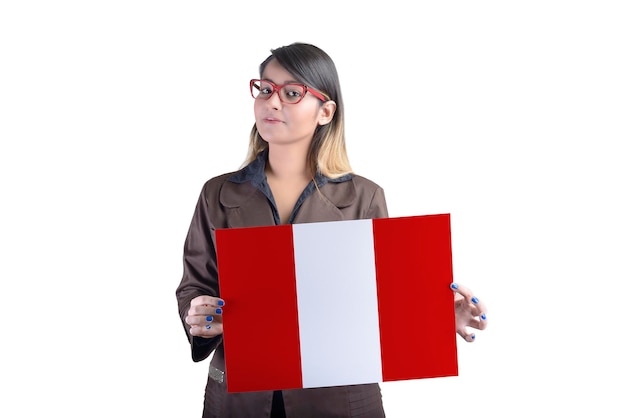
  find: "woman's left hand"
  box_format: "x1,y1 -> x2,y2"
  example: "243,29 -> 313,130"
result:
450,283 -> 488,342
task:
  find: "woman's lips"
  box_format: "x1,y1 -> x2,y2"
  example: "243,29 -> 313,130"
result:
263,117 -> 284,124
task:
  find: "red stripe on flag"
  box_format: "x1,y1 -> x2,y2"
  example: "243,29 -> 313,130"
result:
373,214 -> 458,381
216,225 -> 303,392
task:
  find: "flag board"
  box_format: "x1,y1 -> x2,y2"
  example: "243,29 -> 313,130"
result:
215,214 -> 458,393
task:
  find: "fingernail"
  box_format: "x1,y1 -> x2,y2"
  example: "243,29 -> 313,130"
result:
217,300 -> 224,306
206,325 -> 211,329
481,314 -> 487,320
206,315 -> 213,322
471,334 -> 476,340
450,283 -> 458,290
216,308 -> 223,314
471,296 -> 479,304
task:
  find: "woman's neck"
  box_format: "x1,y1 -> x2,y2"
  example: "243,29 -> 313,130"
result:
266,145 -> 311,181
265,144 -> 314,225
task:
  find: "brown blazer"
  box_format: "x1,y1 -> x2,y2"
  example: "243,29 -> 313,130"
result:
176,168 -> 389,418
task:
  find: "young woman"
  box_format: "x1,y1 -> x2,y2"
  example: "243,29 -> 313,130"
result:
175,42 -> 488,418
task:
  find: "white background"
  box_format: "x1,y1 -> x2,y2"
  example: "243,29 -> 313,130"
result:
1,1 -> 625,417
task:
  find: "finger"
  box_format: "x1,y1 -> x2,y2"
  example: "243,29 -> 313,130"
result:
190,295 -> 225,308
450,282 -> 473,302
457,327 -> 476,343
185,312 -> 222,326
188,303 -> 225,316
451,283 -> 487,314
464,314 -> 488,331
477,312 -> 488,330
455,298 -> 481,315
460,301 -> 488,330
189,322 -> 223,338
470,297 -> 488,317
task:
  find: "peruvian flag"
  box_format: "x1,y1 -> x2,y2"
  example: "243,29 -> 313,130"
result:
215,214 -> 458,393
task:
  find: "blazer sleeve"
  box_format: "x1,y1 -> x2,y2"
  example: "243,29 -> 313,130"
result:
175,181 -> 222,362
366,186 -> 389,219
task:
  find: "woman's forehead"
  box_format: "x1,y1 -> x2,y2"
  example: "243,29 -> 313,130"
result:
261,59 -> 298,84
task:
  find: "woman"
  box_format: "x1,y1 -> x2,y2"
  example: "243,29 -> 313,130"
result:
176,42 -> 487,418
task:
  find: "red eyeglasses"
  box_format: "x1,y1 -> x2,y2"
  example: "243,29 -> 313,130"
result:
250,79 -> 329,104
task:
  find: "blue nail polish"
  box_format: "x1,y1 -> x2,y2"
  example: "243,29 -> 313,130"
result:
218,300 -> 224,306
450,283 -> 458,290
206,315 -> 213,322
471,296 -> 479,304
216,308 -> 222,314
206,325 -> 211,329
481,314 -> 487,320
471,335 -> 475,340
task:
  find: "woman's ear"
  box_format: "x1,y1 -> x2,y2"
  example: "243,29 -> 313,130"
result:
317,101 -> 337,126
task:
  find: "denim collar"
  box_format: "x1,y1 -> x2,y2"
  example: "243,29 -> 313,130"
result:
228,148 -> 353,224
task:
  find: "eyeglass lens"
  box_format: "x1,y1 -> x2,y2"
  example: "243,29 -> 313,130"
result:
251,80 -> 306,104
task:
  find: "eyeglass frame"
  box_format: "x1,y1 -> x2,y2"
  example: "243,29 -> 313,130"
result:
249,79 -> 329,104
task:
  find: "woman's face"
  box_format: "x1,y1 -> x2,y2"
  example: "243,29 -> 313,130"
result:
254,59 -> 330,148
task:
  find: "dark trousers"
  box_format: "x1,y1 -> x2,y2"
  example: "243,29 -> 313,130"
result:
270,391 -> 286,418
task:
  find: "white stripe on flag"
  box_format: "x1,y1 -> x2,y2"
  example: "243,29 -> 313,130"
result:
292,219 -> 383,388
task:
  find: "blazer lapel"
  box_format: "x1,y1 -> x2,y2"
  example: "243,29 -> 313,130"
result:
219,176 -> 358,227
219,181 -> 275,228
293,180 -> 357,223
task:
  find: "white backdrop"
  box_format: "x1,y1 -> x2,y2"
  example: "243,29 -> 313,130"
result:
1,1 -> 625,417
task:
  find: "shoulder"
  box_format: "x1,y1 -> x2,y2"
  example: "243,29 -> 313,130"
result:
322,174 -> 385,208
199,169 -> 259,209
316,174 -> 388,219
331,174 -> 385,199
203,171 -> 237,189
197,172 -> 236,198
349,174 -> 384,193
349,175 -> 388,218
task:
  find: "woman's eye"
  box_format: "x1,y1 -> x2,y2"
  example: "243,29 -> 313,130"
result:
260,87 -> 272,95
285,89 -> 302,97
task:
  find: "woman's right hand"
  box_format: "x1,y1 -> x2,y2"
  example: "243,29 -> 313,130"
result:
185,295 -> 225,338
